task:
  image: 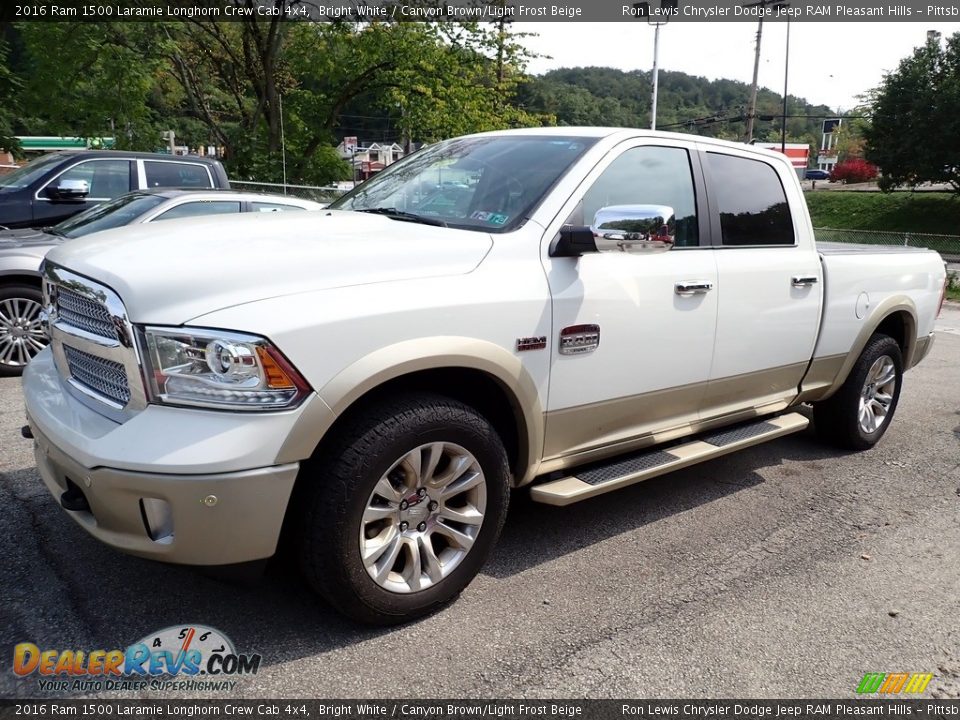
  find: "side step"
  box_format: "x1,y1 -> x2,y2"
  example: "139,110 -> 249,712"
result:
530,412 -> 809,506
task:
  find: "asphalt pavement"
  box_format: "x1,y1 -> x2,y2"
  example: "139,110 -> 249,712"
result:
1,310 -> 958,700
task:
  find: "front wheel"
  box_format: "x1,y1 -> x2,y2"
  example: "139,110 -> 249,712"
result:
298,394 -> 510,624
814,333 -> 903,451
0,284 -> 47,377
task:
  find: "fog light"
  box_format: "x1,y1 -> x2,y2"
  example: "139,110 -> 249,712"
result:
140,498 -> 174,543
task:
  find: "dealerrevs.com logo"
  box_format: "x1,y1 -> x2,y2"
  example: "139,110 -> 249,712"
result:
12,624 -> 261,692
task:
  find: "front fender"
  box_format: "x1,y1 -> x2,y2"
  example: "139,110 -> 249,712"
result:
283,337 -> 545,486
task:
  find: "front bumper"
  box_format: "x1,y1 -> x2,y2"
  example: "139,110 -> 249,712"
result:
23,348 -> 315,566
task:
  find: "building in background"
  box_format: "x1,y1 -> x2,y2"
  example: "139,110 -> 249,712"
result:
336,138 -> 406,182
754,142 -> 810,178
816,118 -> 842,173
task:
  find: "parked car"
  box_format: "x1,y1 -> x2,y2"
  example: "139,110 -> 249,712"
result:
0,150 -> 230,230
805,169 -> 831,180
21,129 -> 948,624
0,189 -> 323,375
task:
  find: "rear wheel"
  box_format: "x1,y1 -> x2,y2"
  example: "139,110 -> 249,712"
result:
0,284 -> 46,377
298,394 -> 510,624
814,334 -> 903,451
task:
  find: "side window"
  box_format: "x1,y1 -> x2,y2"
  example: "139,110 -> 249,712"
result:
152,201 -> 242,222
58,160 -> 132,199
144,162 -> 212,189
581,146 -> 699,247
250,202 -> 307,213
706,152 -> 795,246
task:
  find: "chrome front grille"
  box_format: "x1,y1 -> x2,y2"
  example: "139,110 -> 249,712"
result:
63,345 -> 131,406
56,286 -> 119,340
44,264 -> 146,421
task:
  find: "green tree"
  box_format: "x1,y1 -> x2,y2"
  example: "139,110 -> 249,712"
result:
0,38 -> 20,154
17,22 -> 165,149
865,33 -> 960,193
11,11 -> 549,183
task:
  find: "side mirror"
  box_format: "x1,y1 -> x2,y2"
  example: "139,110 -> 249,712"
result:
550,225 -> 597,257
47,179 -> 90,201
592,204 -> 675,254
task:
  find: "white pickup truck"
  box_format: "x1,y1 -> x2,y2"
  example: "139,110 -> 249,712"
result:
22,128 -> 948,624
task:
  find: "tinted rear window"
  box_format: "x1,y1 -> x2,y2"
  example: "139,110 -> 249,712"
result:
144,162 -> 213,189
706,152 -> 794,246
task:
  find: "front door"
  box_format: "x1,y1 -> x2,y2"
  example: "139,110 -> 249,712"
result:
542,141 -> 718,464
33,159 -> 134,226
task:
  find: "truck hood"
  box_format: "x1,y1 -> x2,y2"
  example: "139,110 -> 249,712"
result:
0,227 -> 63,249
44,210 -> 494,324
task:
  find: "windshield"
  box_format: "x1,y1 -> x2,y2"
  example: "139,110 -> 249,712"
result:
54,192 -> 166,238
330,135 -> 597,232
0,154 -> 65,193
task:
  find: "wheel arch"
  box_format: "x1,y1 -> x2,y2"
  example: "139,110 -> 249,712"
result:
819,298 -> 917,401
0,271 -> 43,288
280,337 -> 545,488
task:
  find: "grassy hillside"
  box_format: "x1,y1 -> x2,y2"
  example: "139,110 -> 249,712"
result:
805,192 -> 960,234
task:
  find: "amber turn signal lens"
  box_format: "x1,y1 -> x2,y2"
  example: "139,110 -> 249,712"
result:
256,346 -> 296,389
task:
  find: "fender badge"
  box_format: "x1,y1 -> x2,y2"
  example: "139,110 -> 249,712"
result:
516,336 -> 547,352
560,324 -> 600,355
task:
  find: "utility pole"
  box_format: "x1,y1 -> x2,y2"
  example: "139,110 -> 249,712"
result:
743,0 -> 789,143
745,19 -> 763,142
780,16 -> 791,153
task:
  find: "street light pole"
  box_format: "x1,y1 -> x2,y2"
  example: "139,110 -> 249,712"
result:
633,1 -> 674,132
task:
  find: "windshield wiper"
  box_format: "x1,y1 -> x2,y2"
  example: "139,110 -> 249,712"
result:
356,207 -> 448,228
41,226 -> 67,238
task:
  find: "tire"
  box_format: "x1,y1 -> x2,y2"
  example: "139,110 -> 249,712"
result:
0,284 -> 47,377
298,393 -> 510,624
813,333 -> 903,451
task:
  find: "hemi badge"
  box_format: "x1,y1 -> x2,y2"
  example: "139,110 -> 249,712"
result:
516,336 -> 547,352
559,324 -> 600,355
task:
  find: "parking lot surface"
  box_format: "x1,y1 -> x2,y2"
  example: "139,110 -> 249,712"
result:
1,310 -> 958,699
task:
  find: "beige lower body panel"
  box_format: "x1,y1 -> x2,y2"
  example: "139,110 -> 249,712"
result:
541,362 -> 807,475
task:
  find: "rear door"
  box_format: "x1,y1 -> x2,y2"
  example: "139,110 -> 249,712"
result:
698,148 -> 822,419
542,139 -> 719,463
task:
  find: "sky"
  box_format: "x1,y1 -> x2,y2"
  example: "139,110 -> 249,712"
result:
521,22 -> 960,112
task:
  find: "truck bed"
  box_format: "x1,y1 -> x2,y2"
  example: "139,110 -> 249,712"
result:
816,241 -> 938,256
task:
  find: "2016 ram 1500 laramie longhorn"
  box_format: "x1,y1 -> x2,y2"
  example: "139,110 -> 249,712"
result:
22,129 -> 948,624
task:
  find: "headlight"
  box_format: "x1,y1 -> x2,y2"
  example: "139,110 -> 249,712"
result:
140,327 -> 310,410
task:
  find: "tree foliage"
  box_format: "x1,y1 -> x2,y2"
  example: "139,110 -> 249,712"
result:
0,38 -> 19,154
830,158 -> 878,184
7,11 -> 547,183
865,33 -> 960,193
2,14 -> 846,183
17,22 -> 166,149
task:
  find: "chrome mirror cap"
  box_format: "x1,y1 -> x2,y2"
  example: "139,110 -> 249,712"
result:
51,179 -> 90,200
591,204 -> 675,253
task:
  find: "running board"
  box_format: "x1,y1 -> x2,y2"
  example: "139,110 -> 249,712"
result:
530,413 -> 809,506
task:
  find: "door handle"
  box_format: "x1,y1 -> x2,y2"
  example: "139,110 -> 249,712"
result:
791,275 -> 819,287
675,280 -> 714,296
